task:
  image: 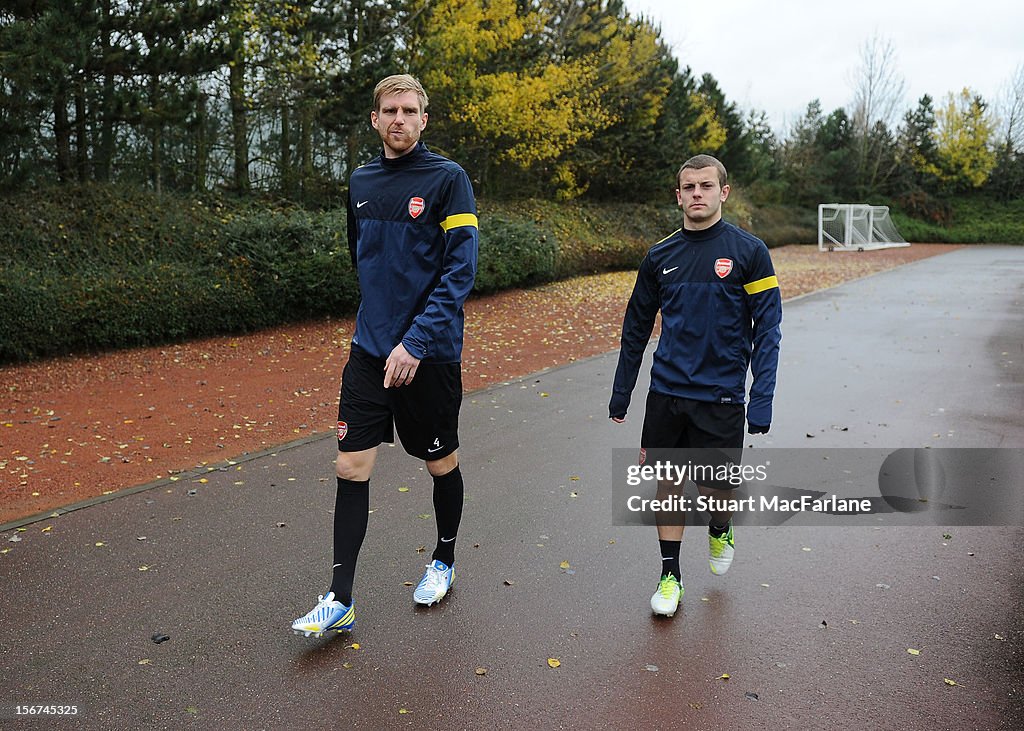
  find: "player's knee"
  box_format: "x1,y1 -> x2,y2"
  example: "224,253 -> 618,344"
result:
426,450 -> 459,477
336,451 -> 373,482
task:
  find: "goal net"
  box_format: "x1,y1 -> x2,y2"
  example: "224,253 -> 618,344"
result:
818,204 -> 910,251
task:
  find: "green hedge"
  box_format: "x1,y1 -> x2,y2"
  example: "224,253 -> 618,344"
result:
475,215 -> 558,293
0,186 -> 682,364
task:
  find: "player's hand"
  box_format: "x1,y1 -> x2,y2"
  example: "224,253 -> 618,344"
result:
384,343 -> 420,388
747,423 -> 770,435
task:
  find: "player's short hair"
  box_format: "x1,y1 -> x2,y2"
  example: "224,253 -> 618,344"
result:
677,154 -> 728,188
373,74 -> 429,113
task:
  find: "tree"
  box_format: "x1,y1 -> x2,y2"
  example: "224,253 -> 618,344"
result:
934,88 -> 996,191
740,110 -> 779,183
987,64 -> 1024,201
697,73 -> 748,179
778,100 -> 828,205
894,94 -> 940,192
130,1 -> 226,194
538,0 -> 674,199
408,0 -> 621,199
995,63 -> 1024,153
847,33 -> 905,195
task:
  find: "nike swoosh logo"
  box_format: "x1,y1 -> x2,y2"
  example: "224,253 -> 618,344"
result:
662,266 -> 679,275
427,445 -> 445,453
440,536 -> 456,543
356,200 -> 369,208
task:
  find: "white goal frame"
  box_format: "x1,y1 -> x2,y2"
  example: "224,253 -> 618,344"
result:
818,204 -> 910,251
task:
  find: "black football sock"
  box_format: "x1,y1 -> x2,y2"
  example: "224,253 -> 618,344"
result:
709,519 -> 731,536
430,465 -> 464,568
659,539 -> 682,581
328,477 -> 369,606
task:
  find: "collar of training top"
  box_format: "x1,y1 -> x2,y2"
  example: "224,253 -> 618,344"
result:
380,142 -> 429,170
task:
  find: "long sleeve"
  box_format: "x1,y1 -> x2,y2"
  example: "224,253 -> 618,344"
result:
609,255 -> 659,419
401,170 -> 479,360
743,245 -> 782,426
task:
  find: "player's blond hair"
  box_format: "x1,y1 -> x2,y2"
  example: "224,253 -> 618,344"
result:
372,74 -> 429,113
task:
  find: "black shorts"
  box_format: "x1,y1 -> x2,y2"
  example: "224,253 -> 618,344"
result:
640,391 -> 744,489
337,347 -> 462,461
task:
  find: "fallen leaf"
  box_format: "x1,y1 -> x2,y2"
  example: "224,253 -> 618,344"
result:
139,565 -> 149,572
943,678 -> 960,687
745,692 -> 759,701
417,513 -> 431,519
503,580 -> 514,586
801,547 -> 812,552
398,487 -> 410,493
151,633 -> 170,644
342,662 -> 353,669
398,709 -> 410,714
559,560 -> 571,569
474,667 -> 488,676
95,542 -> 105,547
717,673 -> 730,681
645,664 -> 659,672
995,634 -> 1005,641
347,643 -> 361,650
907,648 -> 920,656
689,702 -> 702,710
138,659 -> 151,665
403,581 -> 414,587
41,526 -> 52,533
547,658 -> 561,668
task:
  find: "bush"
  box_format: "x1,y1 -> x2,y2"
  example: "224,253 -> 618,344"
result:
0,187 -> 359,363
218,208 -> 358,320
475,216 -> 558,293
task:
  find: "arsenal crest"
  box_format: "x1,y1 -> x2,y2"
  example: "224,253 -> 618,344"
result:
408,196 -> 425,219
714,258 -> 734,278
337,421 -> 348,441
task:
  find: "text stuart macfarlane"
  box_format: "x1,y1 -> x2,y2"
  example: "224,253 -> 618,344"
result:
627,494 -> 872,513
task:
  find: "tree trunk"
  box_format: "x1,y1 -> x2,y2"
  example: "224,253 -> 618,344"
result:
54,87 -> 72,183
194,92 -> 208,192
229,33 -> 250,192
150,74 -> 162,195
299,100 -> 312,198
74,80 -> 89,182
280,103 -> 292,196
97,0 -> 114,181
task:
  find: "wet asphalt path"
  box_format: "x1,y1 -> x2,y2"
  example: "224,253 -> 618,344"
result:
1,245 -> 1022,730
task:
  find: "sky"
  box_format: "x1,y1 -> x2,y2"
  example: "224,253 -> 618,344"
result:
625,0 -> 1024,135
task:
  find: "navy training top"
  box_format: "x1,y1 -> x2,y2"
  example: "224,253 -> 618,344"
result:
609,219 -> 783,427
347,143 -> 478,364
